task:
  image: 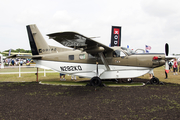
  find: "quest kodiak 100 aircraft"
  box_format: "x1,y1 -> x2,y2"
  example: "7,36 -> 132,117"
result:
26,24 -> 173,86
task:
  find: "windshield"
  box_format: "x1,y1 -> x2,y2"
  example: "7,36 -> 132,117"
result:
121,47 -> 136,55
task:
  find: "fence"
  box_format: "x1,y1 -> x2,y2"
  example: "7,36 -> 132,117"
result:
0,64 -> 57,77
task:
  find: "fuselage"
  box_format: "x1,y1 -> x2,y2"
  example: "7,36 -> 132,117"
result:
34,47 -> 165,79
38,47 -> 165,68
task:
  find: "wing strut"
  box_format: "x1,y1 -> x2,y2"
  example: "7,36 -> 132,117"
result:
98,52 -> 110,71
96,61 -> 99,76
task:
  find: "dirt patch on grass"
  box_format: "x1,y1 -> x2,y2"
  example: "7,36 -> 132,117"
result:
0,79 -> 180,120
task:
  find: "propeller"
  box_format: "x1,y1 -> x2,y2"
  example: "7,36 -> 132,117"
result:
165,43 -> 169,73
165,43 -> 169,56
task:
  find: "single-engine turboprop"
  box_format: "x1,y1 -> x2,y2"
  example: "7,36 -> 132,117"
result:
26,24 -> 174,86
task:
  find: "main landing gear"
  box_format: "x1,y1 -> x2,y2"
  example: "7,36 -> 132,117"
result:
87,52 -> 109,87
86,77 -> 103,87
87,56 -> 104,87
150,76 -> 159,84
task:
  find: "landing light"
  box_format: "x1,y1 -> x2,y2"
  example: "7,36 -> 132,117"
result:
153,56 -> 158,60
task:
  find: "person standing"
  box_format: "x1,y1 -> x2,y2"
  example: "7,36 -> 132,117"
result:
11,59 -> 15,66
60,73 -> 66,81
20,59 -> 23,66
173,58 -> 178,75
165,70 -> 168,79
169,61 -> 173,72
178,60 -> 180,72
149,69 -> 154,79
71,75 -> 76,81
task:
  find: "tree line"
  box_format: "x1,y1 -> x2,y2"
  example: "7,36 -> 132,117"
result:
4,48 -> 31,53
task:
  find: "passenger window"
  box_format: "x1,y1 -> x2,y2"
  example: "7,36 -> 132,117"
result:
69,55 -> 74,60
79,54 -> 85,59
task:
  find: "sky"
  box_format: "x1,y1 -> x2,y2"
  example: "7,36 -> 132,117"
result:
0,0 -> 180,54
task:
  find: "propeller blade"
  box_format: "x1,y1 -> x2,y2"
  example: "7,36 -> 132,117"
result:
165,43 -> 169,56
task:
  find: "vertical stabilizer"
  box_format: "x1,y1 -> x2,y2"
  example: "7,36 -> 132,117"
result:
26,24 -> 50,55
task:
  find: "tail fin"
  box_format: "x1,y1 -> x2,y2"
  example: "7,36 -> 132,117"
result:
26,24 -> 50,55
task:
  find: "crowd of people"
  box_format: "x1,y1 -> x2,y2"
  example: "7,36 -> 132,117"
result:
164,58 -> 180,79
169,58 -> 180,75
3,58 -> 31,66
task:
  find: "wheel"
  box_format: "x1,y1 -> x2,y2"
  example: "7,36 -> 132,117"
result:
127,78 -> 132,83
150,77 -> 159,84
90,77 -> 102,86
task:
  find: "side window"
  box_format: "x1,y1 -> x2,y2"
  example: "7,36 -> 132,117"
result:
113,50 -> 120,57
69,55 -> 74,60
113,50 -> 126,57
120,51 -> 126,57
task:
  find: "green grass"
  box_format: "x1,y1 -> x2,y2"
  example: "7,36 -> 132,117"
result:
41,81 -> 88,86
0,66 -> 180,85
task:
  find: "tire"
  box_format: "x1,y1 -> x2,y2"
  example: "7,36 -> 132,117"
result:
90,77 -> 102,86
127,78 -> 132,83
150,77 -> 159,84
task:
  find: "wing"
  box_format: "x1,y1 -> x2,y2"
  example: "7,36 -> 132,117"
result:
47,32 -> 113,54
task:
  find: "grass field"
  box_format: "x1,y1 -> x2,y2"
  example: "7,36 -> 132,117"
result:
0,66 -> 180,84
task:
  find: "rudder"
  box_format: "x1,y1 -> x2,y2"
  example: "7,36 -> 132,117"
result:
26,24 -> 50,55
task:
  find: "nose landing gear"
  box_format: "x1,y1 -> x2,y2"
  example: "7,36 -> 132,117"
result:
150,77 -> 159,84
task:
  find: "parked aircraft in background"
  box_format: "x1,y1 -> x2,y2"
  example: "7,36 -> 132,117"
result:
3,51 -> 32,56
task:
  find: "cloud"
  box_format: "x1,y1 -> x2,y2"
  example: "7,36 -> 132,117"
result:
16,10 -> 44,25
141,0 -> 178,17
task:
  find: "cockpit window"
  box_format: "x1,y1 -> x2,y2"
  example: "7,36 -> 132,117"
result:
121,47 -> 136,55
113,50 -> 126,57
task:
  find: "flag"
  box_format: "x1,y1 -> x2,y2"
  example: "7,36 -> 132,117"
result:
145,45 -> 151,50
111,26 -> 121,47
8,49 -> 11,56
